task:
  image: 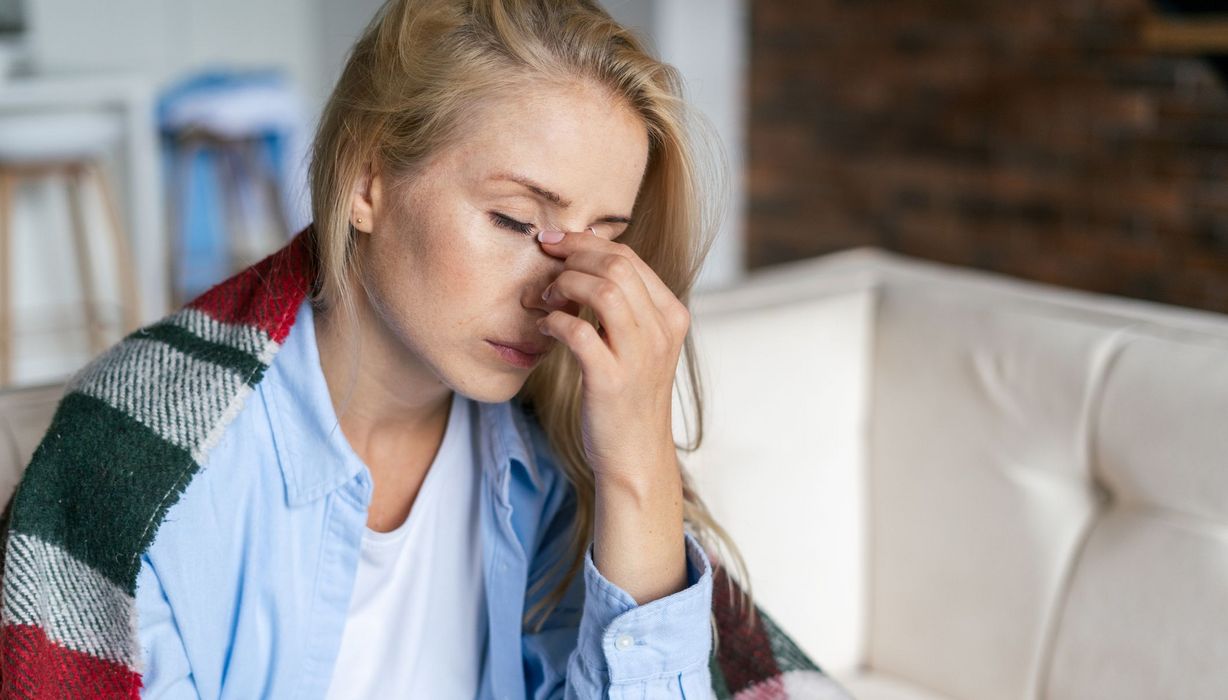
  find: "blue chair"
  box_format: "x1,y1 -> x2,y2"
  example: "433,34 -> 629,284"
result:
158,68 -> 307,306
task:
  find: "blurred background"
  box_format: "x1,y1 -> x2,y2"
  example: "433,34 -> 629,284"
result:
0,0 -> 1226,386
5,5 -> 1228,696
748,0 -> 1228,314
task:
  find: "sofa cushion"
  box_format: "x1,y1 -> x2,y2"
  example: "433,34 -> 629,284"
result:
1044,330 -> 1228,699
866,284 -> 1116,700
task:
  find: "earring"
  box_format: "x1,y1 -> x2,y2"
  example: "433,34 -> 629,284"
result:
356,217 -> 364,224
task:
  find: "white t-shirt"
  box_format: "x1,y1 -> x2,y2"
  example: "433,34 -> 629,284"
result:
323,392 -> 487,699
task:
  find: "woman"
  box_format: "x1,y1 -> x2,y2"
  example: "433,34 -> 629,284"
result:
0,0 -> 834,697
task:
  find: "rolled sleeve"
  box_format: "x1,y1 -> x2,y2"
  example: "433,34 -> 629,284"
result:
572,531 -> 714,693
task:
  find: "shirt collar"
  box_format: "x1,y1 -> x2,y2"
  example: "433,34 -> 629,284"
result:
263,299 -> 543,508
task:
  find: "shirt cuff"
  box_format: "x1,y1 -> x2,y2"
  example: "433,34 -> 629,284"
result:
575,530 -> 714,684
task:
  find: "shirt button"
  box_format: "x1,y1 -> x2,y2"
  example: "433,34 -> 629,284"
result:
614,634 -> 634,651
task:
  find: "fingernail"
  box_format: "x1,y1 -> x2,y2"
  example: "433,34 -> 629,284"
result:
538,229 -> 565,244
541,283 -> 554,302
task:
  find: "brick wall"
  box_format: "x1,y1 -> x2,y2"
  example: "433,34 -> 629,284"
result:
748,0 -> 1228,313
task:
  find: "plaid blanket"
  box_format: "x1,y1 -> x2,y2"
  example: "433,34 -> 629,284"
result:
0,226 -> 847,699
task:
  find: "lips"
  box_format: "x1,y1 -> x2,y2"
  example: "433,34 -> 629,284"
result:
489,339 -> 550,356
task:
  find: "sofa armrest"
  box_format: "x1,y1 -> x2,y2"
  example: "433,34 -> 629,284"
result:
676,270 -> 877,675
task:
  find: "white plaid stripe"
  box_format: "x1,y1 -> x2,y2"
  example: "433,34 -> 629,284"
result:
1,533 -> 139,670
69,338 -> 248,455
164,306 -> 275,362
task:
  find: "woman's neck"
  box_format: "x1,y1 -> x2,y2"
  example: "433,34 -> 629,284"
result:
312,295 -> 454,475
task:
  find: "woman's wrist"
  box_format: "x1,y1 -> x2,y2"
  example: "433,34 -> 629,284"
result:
592,456 -> 688,606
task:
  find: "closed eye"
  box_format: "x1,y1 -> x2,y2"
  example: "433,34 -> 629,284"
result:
489,212 -> 535,237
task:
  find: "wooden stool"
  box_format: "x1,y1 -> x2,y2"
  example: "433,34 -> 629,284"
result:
0,112 -> 141,387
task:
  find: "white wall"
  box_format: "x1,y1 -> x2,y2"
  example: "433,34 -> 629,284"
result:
24,0 -> 317,104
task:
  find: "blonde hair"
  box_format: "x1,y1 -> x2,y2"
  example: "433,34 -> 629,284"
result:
307,0 -> 754,638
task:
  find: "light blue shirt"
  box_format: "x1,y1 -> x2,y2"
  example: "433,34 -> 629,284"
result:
135,298 -> 715,699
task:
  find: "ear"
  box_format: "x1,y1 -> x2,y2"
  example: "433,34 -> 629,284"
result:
350,161 -> 383,234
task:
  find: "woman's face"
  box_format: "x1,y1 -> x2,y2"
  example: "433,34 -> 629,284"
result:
349,81 -> 650,404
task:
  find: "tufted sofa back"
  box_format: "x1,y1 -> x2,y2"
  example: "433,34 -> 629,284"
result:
680,248 -> 1228,700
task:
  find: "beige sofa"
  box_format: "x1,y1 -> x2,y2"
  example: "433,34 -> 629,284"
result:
679,247 -> 1228,700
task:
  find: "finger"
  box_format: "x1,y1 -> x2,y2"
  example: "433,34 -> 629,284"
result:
542,269 -> 641,355
549,247 -> 658,328
537,309 -> 616,380
538,230 -> 679,313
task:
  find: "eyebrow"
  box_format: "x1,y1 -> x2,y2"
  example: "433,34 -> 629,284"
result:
489,171 -> 634,226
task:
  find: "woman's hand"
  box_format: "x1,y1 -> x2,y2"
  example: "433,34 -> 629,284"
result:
535,227 -> 691,604
535,228 -> 690,486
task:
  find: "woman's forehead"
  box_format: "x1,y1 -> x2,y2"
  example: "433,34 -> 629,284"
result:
448,96 -> 648,206
455,82 -> 647,163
